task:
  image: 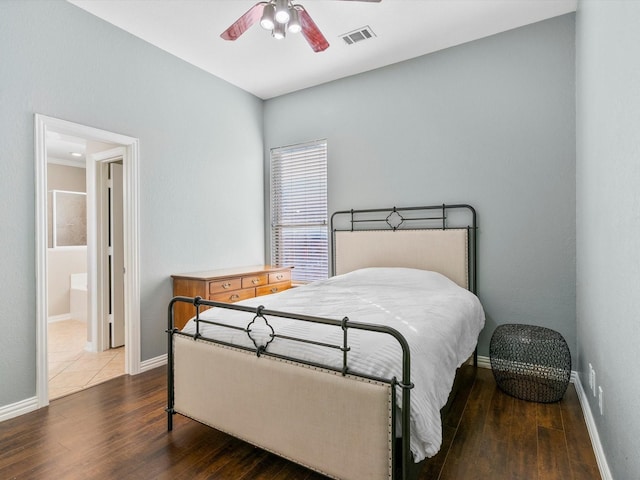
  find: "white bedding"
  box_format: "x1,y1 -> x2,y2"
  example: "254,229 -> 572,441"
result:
181,267 -> 485,461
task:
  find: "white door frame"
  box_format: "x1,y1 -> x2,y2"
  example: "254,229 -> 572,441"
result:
34,114 -> 141,408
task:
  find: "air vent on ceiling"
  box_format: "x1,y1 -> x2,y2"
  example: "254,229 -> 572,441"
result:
341,26 -> 376,46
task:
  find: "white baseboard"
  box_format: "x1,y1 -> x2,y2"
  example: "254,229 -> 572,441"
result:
1,355 -> 164,424
477,354 -> 579,383
480,354 -> 611,479
47,313 -> 71,323
477,354 -> 491,369
140,353 -> 167,372
573,374 -> 613,480
0,396 -> 38,423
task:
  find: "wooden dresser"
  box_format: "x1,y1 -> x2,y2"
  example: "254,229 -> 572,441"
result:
171,265 -> 293,330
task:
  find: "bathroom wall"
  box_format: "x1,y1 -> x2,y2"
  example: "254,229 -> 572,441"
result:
47,163 -> 87,319
47,250 -> 87,319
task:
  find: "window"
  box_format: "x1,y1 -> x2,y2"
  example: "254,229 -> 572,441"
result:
270,139 -> 328,283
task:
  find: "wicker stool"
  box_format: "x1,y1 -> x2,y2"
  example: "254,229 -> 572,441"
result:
490,324 -> 571,403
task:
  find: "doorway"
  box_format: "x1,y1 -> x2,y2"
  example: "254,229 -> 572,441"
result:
35,114 -> 141,408
45,141 -> 127,399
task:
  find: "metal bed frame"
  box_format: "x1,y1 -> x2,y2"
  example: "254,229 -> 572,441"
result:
166,203 -> 478,480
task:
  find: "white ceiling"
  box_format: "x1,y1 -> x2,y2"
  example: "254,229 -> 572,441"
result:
46,131 -> 87,166
68,0 -> 577,100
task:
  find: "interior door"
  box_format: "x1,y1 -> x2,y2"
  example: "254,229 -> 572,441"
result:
109,162 -> 125,348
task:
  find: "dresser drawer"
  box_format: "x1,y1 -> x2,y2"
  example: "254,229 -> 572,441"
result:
269,270 -> 291,284
173,266 -> 293,330
241,273 -> 267,289
209,278 -> 242,294
209,288 -> 255,303
256,282 -> 291,297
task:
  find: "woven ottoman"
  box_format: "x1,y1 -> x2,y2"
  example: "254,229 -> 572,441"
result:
490,324 -> 571,403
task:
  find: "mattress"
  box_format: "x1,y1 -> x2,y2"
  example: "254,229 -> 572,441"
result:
181,267 -> 485,460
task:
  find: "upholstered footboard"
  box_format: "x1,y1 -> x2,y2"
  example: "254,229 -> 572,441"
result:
172,334 -> 394,480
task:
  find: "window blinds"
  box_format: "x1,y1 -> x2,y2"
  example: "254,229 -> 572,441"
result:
271,140 -> 328,282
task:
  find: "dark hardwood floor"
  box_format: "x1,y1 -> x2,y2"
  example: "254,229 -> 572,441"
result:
0,366 -> 600,479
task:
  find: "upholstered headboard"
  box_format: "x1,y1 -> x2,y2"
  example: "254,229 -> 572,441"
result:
331,204 -> 477,292
334,229 -> 469,288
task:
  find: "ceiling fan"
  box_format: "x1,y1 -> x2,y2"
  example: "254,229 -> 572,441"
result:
220,0 -> 381,53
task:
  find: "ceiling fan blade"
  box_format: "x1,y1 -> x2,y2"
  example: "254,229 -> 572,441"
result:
297,6 -> 330,53
220,2 -> 267,41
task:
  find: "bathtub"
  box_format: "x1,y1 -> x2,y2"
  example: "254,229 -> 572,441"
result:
70,272 -> 87,323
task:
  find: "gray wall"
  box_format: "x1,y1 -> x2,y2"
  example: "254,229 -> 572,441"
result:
0,1 -> 264,406
264,15 -> 577,361
576,1 -> 640,478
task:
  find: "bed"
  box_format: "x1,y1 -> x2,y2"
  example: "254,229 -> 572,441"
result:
167,203 -> 484,480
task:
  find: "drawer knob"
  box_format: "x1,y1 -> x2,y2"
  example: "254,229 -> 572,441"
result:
270,287 -> 278,293
222,282 -> 231,289
252,279 -> 259,285
276,274 -> 283,280
230,294 -> 239,301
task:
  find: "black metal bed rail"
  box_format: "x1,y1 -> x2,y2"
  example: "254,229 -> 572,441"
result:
167,295 -> 415,480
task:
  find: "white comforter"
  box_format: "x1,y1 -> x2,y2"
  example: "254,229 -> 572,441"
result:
181,267 -> 485,460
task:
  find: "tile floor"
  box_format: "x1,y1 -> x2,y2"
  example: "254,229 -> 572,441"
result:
48,319 -> 125,400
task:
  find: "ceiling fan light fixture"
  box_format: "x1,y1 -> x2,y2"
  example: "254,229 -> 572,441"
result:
274,0 -> 290,24
221,0 -> 338,52
260,3 -> 276,30
287,7 -> 301,34
272,21 -> 286,39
